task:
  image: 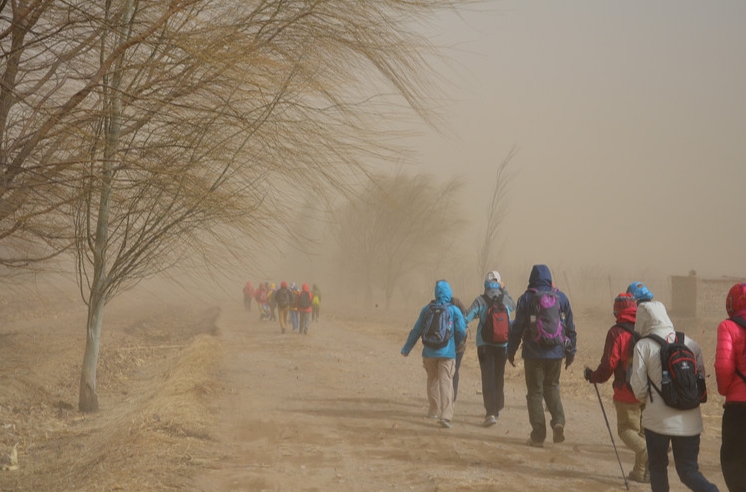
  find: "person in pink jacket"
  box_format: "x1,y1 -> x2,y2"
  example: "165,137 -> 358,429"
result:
715,282 -> 746,492
297,283 -> 314,335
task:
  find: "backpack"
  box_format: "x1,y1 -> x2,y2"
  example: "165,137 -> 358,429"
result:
730,317 -> 746,384
615,323 -> 642,390
275,288 -> 291,307
421,302 -> 453,349
298,290 -> 313,309
645,332 -> 705,410
526,288 -> 567,347
482,294 -> 510,344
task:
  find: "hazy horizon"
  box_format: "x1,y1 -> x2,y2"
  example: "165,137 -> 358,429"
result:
403,1 -> 746,279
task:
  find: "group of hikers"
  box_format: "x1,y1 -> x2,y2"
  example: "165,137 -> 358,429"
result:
401,264 -> 746,492
242,281 -> 321,334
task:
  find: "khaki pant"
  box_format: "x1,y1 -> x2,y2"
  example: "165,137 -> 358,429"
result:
422,358 -> 455,421
614,400 -> 648,478
277,306 -> 289,332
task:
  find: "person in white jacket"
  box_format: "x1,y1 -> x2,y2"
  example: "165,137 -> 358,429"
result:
629,300 -> 719,492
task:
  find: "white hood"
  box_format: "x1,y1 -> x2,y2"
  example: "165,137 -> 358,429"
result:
635,301 -> 674,337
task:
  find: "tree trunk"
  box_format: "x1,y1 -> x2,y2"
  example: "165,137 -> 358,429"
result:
77,0 -> 133,413
79,293 -> 105,412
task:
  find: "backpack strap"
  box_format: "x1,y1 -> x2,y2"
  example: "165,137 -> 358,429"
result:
642,333 -> 668,402
730,317 -> 746,384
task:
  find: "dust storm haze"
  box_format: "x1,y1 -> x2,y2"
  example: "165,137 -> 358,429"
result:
166,1 -> 746,316
243,1 -> 745,314
408,1 -> 746,279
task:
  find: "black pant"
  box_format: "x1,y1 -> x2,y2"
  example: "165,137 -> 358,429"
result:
453,350 -> 464,402
722,403 -> 746,492
645,428 -> 719,492
478,344 -> 507,417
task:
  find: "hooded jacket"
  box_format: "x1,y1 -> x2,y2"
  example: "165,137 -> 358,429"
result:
464,280 -> 516,348
629,301 -> 705,436
715,282 -> 746,403
587,303 -> 640,403
508,265 -> 576,360
401,280 -> 467,359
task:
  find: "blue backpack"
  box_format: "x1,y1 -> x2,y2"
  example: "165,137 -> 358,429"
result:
527,288 -> 567,347
421,302 -> 453,349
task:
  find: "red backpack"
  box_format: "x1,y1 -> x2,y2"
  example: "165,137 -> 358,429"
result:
481,294 -> 510,344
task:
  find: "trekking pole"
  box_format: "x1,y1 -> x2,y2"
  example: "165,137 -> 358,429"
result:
594,383 -> 629,490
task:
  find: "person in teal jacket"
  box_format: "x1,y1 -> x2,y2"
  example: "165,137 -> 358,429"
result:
463,270 -> 515,427
401,280 -> 466,429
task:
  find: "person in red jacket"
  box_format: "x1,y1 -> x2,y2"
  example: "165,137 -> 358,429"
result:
584,293 -> 648,483
715,282 -> 746,492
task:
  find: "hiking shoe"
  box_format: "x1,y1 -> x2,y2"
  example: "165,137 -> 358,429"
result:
527,438 -> 544,448
552,423 -> 565,443
437,419 -> 452,429
426,413 -> 439,420
628,471 -> 650,484
482,415 -> 497,427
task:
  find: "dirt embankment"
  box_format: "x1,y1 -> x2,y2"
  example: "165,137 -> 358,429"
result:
0,284 -> 223,492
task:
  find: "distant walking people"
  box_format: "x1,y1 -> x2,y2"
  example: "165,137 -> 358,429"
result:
463,270 -> 515,427
508,264 -> 576,447
715,282 -> 746,492
268,283 -> 277,321
401,280 -> 466,429
297,284 -> 314,335
312,283 -> 322,322
630,297 -> 718,492
584,293 -> 648,483
289,284 -> 300,332
243,281 -> 254,312
275,281 -> 292,334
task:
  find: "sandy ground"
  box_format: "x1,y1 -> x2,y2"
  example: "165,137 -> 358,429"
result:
0,284 -> 729,491
193,302 -> 727,492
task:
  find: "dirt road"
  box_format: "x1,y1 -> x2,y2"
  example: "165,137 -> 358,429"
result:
192,303 -> 727,492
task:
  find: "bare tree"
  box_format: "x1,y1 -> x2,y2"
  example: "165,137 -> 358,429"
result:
476,147 -> 517,278
333,172 -> 464,310
0,2 -> 107,266
67,0 -> 474,412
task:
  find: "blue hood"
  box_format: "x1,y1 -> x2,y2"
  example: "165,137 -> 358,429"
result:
528,264 -> 553,290
434,280 -> 453,304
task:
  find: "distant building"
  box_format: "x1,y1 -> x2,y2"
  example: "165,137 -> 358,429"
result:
670,273 -> 746,318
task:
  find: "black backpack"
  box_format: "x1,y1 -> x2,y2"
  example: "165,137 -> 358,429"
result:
275,288 -> 291,307
645,332 -> 706,410
731,316 -> 746,384
421,302 -> 453,349
482,294 -> 509,344
298,290 -> 313,309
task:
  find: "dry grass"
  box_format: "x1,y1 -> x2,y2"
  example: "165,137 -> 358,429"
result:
0,283 -> 224,492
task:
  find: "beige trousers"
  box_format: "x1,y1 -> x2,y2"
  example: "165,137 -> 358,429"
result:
422,358 -> 455,421
614,400 -> 648,477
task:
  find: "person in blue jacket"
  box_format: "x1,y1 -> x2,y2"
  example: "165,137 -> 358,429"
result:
463,270 -> 516,427
508,264 -> 577,447
401,279 -> 467,429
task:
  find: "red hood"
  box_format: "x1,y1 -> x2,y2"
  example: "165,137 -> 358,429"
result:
727,282 -> 746,318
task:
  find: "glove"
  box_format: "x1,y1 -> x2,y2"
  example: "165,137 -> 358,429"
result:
565,354 -> 575,370
507,353 -> 515,367
583,367 -> 593,382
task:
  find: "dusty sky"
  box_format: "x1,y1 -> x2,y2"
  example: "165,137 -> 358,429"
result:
406,1 -> 746,279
